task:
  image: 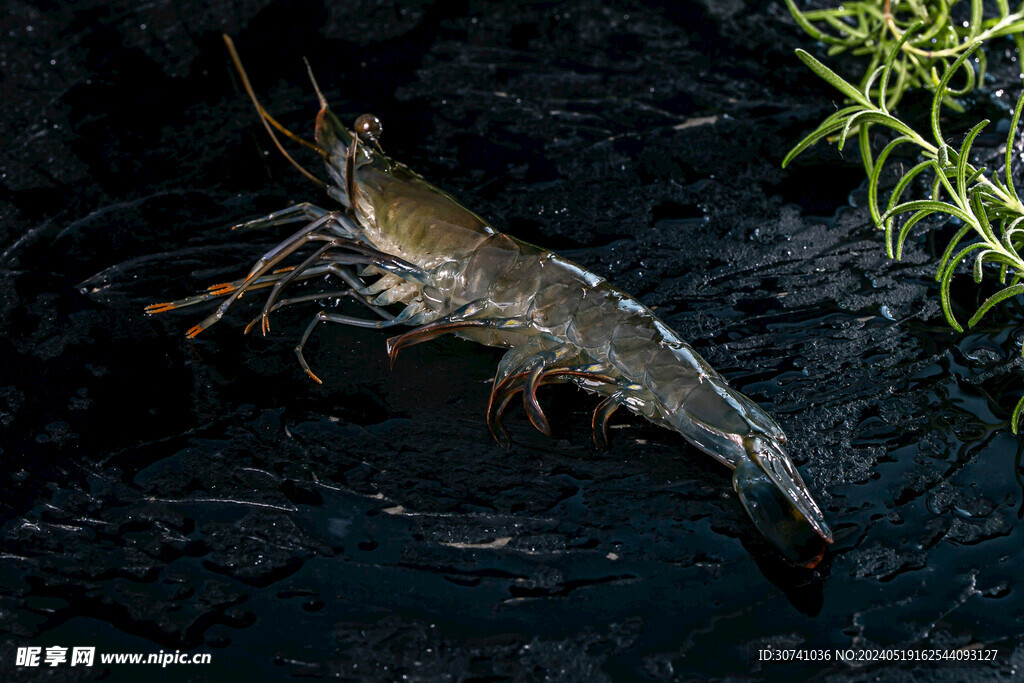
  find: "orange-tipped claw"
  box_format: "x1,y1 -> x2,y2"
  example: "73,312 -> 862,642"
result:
145,302 -> 177,314
185,325 -> 204,339
272,266 -> 296,274
207,282 -> 237,296
304,367 -> 323,384
243,314 -> 272,336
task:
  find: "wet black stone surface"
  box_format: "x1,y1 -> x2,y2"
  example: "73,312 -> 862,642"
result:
1,0 -> 1022,679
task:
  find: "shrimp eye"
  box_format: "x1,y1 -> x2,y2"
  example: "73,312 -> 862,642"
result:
354,114 -> 382,143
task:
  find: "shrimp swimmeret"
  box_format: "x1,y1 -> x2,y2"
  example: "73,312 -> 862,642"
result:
147,35 -> 833,567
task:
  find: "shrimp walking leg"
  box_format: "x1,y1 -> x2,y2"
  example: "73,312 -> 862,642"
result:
255,243 -> 335,333
487,366 -> 619,445
295,302 -> 430,383
245,259 -> 397,335
186,213 -> 344,336
383,302 -> 530,364
255,244 -> 417,333
231,203 -> 332,231
145,262 -> 351,314
592,393 -> 623,450
146,255 -> 399,316
494,345 -> 580,434
255,259 -> 398,328
244,289 -> 393,335
187,219 -> 426,337
495,338 -> 548,383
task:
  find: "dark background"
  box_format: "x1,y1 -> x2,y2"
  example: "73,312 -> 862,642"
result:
1,0 -> 1021,679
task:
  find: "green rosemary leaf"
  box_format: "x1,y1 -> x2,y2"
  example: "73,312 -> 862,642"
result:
932,160 -> 961,209
782,119 -> 849,168
859,122 -> 874,177
794,49 -> 874,108
931,43 -> 982,144
968,0 -> 984,41
973,249 -> 993,282
932,172 -> 945,203
783,0 -> 850,47
944,242 -> 988,284
1002,217 -> 1024,252
943,57 -> 977,98
937,224 -> 976,282
969,191 -> 1000,246
818,105 -> 866,130
888,55 -> 911,110
939,240 -> 991,334
883,199 -> 974,227
968,283 -> 1024,327
884,160 -> 937,226
878,21 -> 923,114
956,120 -> 990,206
820,12 -> 869,41
893,208 -> 933,260
965,166 -> 987,187
1012,396 -> 1024,434
940,267 -> 966,333
921,0 -> 952,42
868,136 -> 913,224
862,65 -> 887,105
1006,90 -> 1024,205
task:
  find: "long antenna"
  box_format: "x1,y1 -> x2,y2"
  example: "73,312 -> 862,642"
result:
222,34 -> 326,187
303,57 -> 328,110
259,107 -> 329,158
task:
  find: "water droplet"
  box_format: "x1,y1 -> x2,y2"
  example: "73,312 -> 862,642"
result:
964,344 -> 1000,366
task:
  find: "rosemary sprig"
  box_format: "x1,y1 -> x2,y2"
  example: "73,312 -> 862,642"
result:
784,29 -> 1024,431
784,0 -> 1024,109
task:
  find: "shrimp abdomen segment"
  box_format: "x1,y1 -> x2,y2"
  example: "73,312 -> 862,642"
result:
459,234 -> 541,306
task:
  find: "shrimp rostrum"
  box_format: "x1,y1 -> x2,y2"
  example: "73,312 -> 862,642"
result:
148,36 -> 833,566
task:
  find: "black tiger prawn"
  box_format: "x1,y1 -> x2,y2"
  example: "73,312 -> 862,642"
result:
147,36 -> 833,566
